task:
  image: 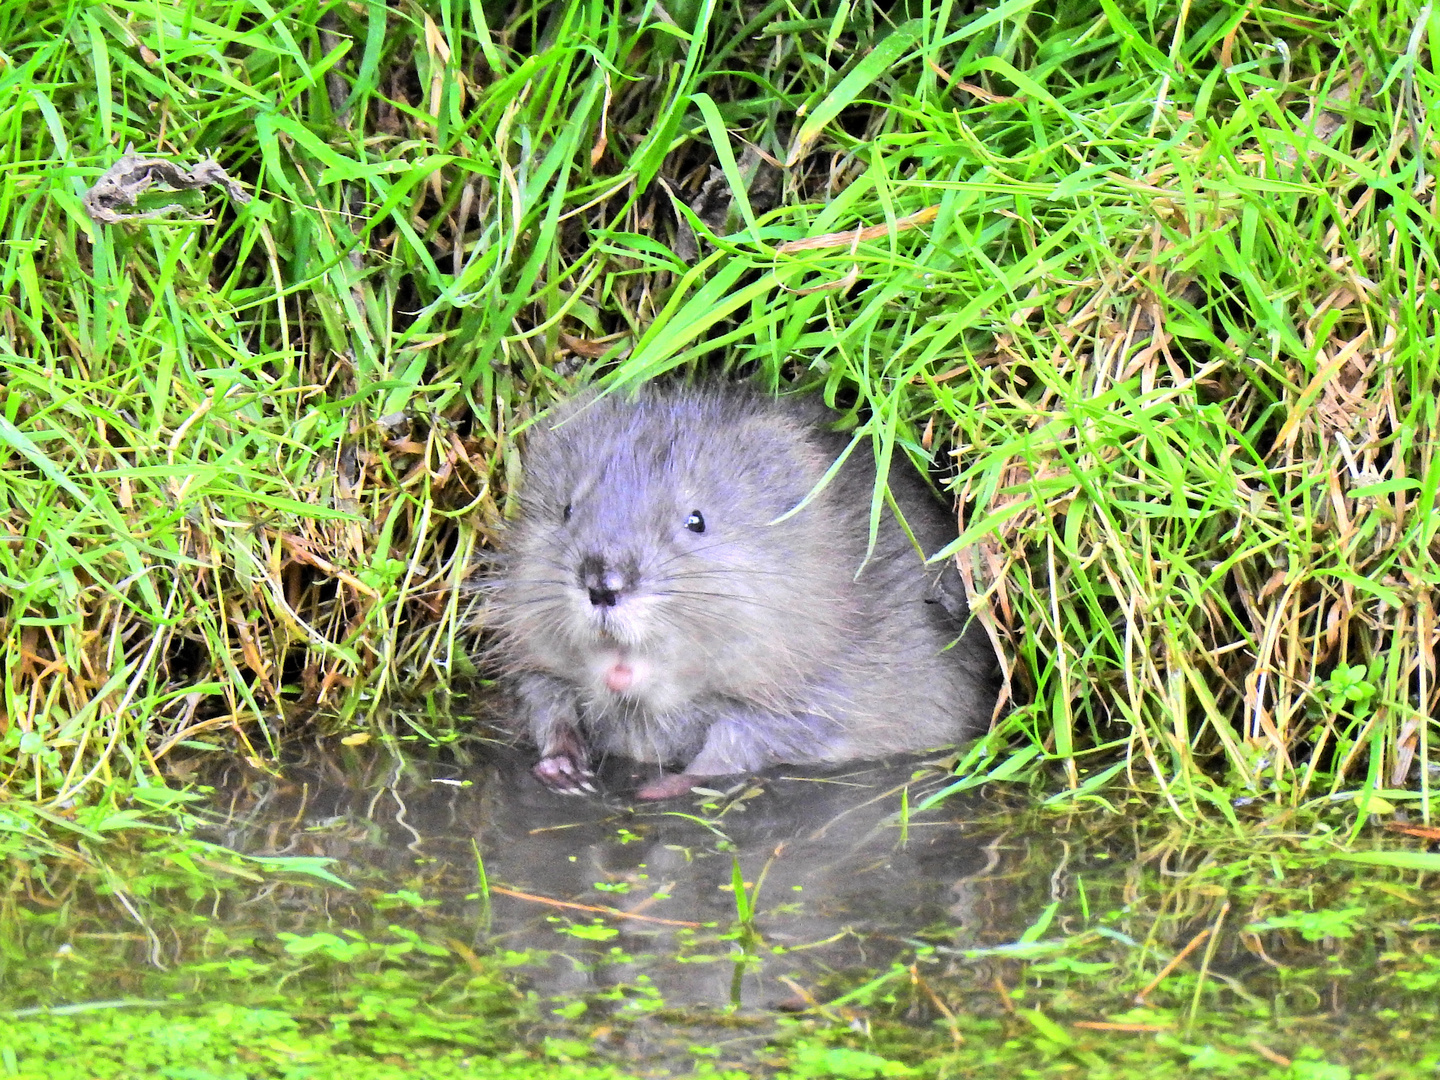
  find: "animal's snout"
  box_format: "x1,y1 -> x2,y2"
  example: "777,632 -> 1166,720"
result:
579,555 -> 630,608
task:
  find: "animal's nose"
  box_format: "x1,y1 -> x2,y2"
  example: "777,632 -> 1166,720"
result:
579,557 -> 628,608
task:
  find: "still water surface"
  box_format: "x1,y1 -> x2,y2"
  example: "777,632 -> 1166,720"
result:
7,734 -> 1421,1074
211,746 -> 1004,1015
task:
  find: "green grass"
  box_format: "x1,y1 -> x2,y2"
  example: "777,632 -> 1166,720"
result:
1,1007 -> 654,1079
6,1001 -> 1421,1079
0,0 -> 1436,824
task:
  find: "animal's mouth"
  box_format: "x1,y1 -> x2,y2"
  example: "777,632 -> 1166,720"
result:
580,646 -> 647,699
582,595 -> 648,647
603,659 -> 635,693
587,616 -> 627,645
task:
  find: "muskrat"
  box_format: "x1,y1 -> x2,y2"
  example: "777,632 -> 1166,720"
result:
487,382 -> 996,799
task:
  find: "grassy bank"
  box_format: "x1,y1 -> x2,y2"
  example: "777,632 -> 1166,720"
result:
0,0 -> 1436,822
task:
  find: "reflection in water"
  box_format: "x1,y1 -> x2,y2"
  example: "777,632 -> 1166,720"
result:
477,750 -> 990,1014
204,740 -> 1003,1042
143,712 -> 1437,1077
8,731 -> 1425,1074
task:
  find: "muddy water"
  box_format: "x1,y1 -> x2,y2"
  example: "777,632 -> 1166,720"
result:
206,743 -> 1006,1021
11,731 -> 1426,1074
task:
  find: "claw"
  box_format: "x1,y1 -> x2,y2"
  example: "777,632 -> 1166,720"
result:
533,754 -> 596,795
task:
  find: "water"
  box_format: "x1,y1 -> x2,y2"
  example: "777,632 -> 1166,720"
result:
8,732 -> 1430,1074
207,744 -> 996,1016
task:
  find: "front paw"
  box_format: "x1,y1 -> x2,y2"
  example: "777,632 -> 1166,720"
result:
533,754 -> 596,795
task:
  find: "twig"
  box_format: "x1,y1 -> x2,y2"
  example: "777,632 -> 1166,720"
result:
1135,925 -> 1211,1004
489,885 -> 701,927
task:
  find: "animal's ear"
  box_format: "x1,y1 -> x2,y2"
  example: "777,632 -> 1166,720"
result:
534,386 -> 602,439
513,389 -> 601,484
757,409 -> 838,478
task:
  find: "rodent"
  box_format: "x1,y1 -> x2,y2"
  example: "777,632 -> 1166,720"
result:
486,381 -> 996,799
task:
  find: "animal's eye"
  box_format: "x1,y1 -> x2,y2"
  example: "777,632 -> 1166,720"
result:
562,503 -> 573,522
685,510 -> 705,534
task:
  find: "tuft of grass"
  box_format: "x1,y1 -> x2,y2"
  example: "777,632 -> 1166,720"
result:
0,0 -> 1435,822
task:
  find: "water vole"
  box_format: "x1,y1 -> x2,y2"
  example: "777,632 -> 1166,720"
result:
488,382 -> 996,799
